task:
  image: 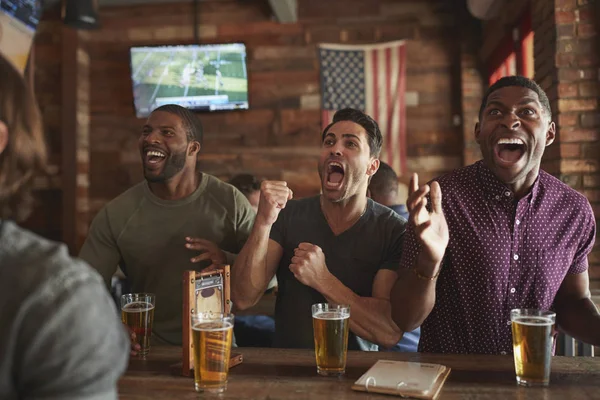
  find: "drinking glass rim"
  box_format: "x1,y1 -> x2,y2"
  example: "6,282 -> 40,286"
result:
191,312 -> 235,322
510,308 -> 556,320
121,293 -> 156,299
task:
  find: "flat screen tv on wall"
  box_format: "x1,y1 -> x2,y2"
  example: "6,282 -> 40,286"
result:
129,43 -> 249,118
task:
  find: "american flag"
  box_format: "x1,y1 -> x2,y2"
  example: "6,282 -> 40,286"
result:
318,40 -> 407,175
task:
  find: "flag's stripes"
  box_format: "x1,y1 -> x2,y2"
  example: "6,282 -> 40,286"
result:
318,40 -> 406,174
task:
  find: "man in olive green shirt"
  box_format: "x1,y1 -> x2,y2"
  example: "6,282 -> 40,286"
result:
80,105 -> 255,345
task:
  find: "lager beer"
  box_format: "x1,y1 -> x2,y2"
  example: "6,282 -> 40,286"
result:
511,309 -> 556,387
192,313 -> 234,393
121,293 -> 155,356
312,304 -> 350,376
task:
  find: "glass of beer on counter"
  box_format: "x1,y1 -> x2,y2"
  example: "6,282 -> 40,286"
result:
192,312 -> 234,393
121,293 -> 155,357
511,308 -> 556,387
312,303 -> 350,377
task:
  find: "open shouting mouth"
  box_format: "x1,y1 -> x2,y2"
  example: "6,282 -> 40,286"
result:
325,161 -> 345,190
144,147 -> 167,167
494,137 -> 526,167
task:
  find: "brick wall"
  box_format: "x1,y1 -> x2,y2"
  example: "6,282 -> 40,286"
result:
80,0 -> 463,223
29,0 -> 467,250
480,0 -> 600,286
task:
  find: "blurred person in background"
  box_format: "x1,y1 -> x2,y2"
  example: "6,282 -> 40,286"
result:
0,54 -> 128,399
230,173 -> 261,213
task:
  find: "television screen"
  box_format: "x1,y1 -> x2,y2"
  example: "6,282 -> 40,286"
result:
130,43 -> 249,117
0,0 -> 42,72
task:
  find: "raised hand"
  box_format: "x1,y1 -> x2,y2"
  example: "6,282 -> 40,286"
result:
407,173 -> 449,269
185,237 -> 227,267
256,180 -> 293,226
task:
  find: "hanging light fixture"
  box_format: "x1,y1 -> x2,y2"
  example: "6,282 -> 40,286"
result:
62,0 -> 100,29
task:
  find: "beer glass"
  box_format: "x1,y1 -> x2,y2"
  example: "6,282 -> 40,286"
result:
511,308 -> 556,387
312,303 -> 350,376
121,293 -> 155,357
192,312 -> 234,393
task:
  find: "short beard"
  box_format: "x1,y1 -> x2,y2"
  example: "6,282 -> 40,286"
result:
144,151 -> 187,183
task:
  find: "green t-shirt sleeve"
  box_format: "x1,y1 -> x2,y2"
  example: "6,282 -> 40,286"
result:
79,208 -> 120,288
234,189 -> 255,250
378,215 -> 405,272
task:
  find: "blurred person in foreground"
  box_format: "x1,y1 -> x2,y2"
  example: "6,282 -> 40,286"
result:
0,54 -> 128,399
391,76 -> 599,354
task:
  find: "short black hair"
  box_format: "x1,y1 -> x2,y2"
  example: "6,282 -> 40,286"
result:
152,104 -> 203,145
229,174 -> 261,196
369,161 -> 398,196
479,76 -> 552,121
321,108 -> 383,157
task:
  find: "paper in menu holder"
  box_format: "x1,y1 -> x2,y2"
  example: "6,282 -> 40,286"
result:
352,360 -> 451,399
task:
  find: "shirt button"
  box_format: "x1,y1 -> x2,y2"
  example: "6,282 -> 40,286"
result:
510,287 -> 516,293
495,195 -> 500,200
513,254 -> 519,260
500,351 -> 507,355
507,320 -> 511,326
505,191 -> 511,197
516,219 -> 521,225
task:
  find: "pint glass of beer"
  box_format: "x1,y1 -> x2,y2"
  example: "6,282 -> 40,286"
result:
192,312 -> 234,393
312,303 -> 350,377
121,293 -> 155,357
511,308 -> 556,386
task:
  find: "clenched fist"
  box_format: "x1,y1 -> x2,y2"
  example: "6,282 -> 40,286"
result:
256,180 -> 293,226
289,243 -> 331,290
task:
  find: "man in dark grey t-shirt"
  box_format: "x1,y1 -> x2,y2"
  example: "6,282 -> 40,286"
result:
232,108 -> 406,350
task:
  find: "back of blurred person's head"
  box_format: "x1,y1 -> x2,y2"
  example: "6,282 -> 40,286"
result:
368,161 -> 398,207
0,55 -> 47,222
229,173 -> 261,213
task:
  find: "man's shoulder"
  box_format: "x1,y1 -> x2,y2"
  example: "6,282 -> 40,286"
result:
1,222 -> 102,301
202,174 -> 252,212
368,200 -> 407,231
203,174 -> 240,199
281,196 -> 320,216
539,170 -> 593,210
101,181 -> 146,215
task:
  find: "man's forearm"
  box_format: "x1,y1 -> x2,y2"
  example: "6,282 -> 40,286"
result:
556,298 -> 600,346
390,255 -> 440,331
231,222 -> 272,310
318,275 -> 402,349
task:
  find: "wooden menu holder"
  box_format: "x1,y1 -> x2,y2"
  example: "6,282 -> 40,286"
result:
182,266 -> 242,377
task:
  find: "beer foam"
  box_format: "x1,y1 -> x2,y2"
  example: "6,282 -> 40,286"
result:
512,316 -> 554,326
122,301 -> 155,312
313,311 -> 350,320
192,321 -> 233,332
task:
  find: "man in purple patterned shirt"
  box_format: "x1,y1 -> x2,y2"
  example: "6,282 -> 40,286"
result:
391,76 -> 599,354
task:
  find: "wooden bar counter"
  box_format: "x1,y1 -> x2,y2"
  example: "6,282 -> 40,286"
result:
119,347 -> 600,399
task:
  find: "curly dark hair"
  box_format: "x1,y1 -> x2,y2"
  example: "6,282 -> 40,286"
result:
0,55 -> 47,222
321,108 -> 383,157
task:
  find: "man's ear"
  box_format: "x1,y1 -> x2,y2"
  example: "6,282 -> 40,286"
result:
367,158 -> 380,177
188,140 -> 201,156
474,122 -> 481,144
0,121 -> 8,156
546,121 -> 556,146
